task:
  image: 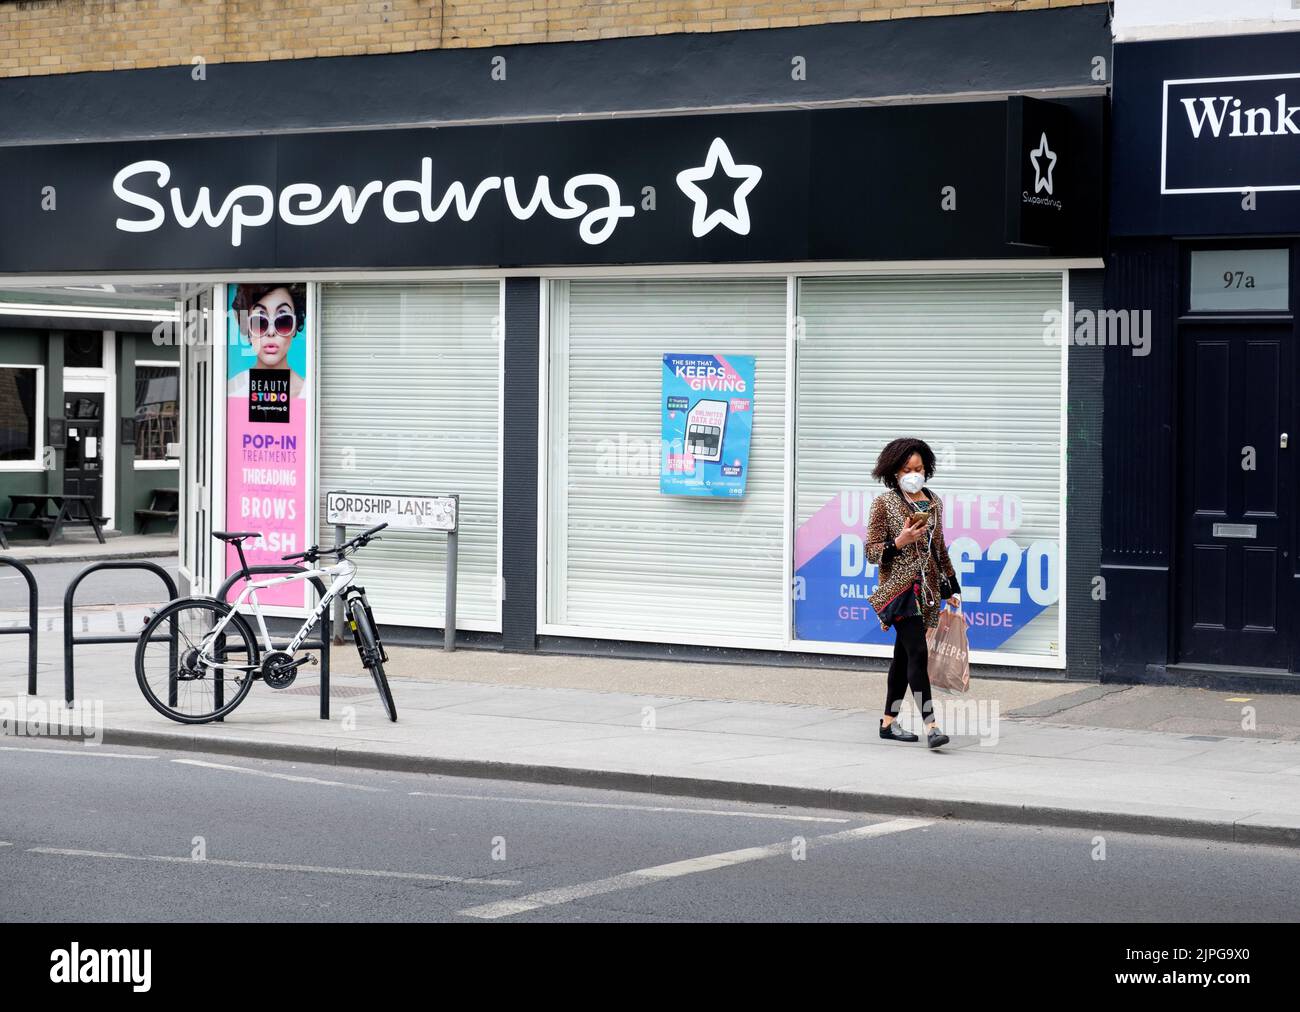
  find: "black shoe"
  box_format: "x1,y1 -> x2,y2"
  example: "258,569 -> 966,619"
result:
880,719 -> 919,743
927,727 -> 950,749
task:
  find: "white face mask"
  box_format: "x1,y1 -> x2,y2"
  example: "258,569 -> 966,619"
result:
898,472 -> 925,494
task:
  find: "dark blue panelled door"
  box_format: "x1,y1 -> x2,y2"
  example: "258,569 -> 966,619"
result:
1177,323 -> 1293,668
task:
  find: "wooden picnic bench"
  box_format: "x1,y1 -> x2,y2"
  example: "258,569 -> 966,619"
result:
3,493 -> 107,546
135,487 -> 179,533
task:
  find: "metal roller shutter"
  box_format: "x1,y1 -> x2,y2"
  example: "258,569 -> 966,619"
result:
318,281 -> 501,631
795,273 -> 1065,660
546,278 -> 788,645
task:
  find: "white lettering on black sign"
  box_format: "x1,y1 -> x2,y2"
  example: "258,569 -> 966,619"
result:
1162,72 -> 1300,194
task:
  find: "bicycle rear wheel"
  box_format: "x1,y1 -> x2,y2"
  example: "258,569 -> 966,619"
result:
349,597 -> 396,722
136,598 -> 259,724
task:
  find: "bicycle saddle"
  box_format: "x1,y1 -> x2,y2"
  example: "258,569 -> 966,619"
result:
212,531 -> 262,543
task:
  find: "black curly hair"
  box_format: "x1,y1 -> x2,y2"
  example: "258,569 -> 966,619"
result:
872,437 -> 937,491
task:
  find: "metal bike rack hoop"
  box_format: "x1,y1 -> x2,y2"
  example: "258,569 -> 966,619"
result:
0,557 -> 39,696
64,560 -> 178,705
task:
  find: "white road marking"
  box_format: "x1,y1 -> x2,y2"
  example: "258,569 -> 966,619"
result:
458,816 -> 931,920
0,745 -> 158,759
27,847 -> 518,886
408,790 -> 849,824
171,758 -> 386,791
0,841 -> 11,847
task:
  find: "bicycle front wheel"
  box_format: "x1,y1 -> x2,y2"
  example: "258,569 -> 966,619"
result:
136,598 -> 259,724
349,597 -> 396,722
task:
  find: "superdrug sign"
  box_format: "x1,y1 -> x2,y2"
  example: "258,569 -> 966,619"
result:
0,98 -> 1103,273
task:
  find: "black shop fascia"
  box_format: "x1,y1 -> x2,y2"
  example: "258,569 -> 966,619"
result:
0,97 -> 1104,274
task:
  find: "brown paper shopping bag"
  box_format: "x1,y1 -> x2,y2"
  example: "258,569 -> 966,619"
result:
926,605 -> 971,693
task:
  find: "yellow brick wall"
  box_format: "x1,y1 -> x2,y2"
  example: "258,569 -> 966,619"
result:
0,0 -> 1105,78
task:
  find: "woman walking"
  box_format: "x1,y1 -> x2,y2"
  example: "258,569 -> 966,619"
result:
866,437 -> 961,749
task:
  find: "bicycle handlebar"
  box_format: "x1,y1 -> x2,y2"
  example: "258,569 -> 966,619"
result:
282,522 -> 389,562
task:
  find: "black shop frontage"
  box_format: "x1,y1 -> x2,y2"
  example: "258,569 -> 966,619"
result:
1106,31 -> 1300,689
0,87 -> 1109,678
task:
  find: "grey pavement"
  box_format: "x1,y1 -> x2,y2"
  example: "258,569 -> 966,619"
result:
0,533 -> 176,566
3,633 -> 1300,849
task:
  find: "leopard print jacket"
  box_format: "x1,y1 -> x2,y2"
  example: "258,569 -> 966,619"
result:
865,486 -> 960,631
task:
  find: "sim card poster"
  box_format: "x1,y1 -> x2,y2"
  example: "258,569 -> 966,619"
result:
225,283 -> 312,608
660,353 -> 755,498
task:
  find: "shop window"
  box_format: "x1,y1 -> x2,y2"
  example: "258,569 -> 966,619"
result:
134,364 -> 179,462
793,274 -> 1066,663
545,278 -> 788,645
318,281 -> 502,631
0,365 -> 41,465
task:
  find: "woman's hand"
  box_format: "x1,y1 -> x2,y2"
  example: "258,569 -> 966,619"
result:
947,594 -> 961,608
895,520 -> 925,548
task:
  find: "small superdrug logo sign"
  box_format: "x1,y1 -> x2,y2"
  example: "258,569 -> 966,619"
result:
249,369 -> 290,423
1005,96 -> 1070,247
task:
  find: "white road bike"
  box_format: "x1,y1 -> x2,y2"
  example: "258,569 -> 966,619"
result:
134,524 -> 395,724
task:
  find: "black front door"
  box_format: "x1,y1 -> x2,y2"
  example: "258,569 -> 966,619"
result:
63,393 -> 104,516
1176,323 -> 1294,668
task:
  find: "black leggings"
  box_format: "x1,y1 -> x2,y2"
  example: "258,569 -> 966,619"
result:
883,616 -> 934,725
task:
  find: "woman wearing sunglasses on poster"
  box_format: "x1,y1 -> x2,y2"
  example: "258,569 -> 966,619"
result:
227,283 -> 309,399
866,436 -> 961,750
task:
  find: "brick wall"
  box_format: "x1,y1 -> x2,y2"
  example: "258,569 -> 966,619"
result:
0,0 -> 1104,78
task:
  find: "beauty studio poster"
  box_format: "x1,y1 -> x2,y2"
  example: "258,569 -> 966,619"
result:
225,283 -> 313,607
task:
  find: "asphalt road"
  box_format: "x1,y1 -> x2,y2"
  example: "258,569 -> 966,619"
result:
2,740 -> 1297,923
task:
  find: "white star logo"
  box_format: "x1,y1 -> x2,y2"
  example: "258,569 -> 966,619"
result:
675,137 -> 763,238
1029,132 -> 1057,195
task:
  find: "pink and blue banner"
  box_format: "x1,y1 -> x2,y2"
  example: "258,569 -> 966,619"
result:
225,284 -> 312,608
793,490 -> 1060,652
